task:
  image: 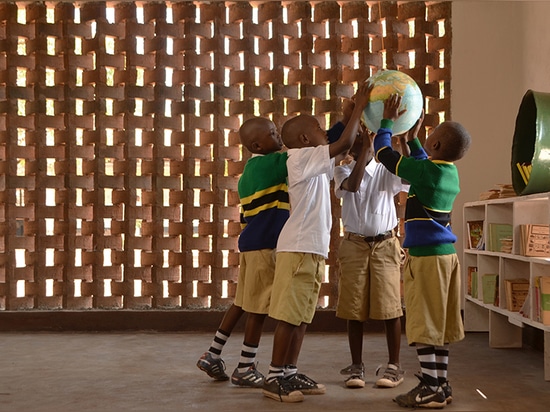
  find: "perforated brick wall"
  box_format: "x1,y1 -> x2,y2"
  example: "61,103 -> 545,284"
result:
0,1 -> 451,311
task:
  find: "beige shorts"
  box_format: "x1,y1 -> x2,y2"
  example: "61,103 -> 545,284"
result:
268,252 -> 324,326
336,236 -> 403,321
234,249 -> 276,314
403,254 -> 465,346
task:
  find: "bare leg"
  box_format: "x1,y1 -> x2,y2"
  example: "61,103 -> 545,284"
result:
384,317 -> 401,365
218,304 -> 245,334
271,320 -> 296,367
348,320 -> 364,365
243,312 -> 267,346
286,322 -> 308,366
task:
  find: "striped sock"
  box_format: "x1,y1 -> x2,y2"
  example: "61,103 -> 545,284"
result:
266,364 -> 284,383
435,345 -> 449,384
237,342 -> 258,373
416,344 -> 439,391
208,329 -> 230,359
284,364 -> 298,378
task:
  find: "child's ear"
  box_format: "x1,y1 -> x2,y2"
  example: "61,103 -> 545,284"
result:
299,134 -> 310,145
251,141 -> 262,152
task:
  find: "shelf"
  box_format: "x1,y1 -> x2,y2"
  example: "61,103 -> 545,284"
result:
463,191 -> 550,380
465,295 -> 550,332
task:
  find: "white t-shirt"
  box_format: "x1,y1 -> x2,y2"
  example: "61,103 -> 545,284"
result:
276,145 -> 334,259
334,159 -> 409,236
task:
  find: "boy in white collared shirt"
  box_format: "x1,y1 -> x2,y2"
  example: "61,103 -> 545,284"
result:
334,125 -> 409,389
262,82 -> 372,403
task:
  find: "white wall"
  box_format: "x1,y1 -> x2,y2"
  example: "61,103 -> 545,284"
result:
452,1 -> 550,262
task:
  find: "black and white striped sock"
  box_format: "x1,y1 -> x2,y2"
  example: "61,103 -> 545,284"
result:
237,342 -> 258,373
208,329 -> 230,359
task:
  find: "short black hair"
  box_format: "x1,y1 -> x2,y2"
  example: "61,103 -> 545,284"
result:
437,121 -> 471,161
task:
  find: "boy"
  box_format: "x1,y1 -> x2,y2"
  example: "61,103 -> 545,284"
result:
374,94 -> 471,409
197,117 -> 289,388
334,121 -> 409,389
262,82 -> 373,403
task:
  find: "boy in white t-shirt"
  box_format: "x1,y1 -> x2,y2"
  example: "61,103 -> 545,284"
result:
262,82 -> 373,403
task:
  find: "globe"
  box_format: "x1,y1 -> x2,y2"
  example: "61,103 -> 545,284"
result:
361,70 -> 423,135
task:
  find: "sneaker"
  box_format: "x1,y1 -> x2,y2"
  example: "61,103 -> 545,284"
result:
340,363 -> 365,389
441,380 -> 452,404
196,352 -> 229,381
285,373 -> 326,395
262,377 -> 304,403
393,374 -> 446,409
231,363 -> 265,388
340,362 -> 364,375
345,374 -> 365,389
376,363 -> 405,388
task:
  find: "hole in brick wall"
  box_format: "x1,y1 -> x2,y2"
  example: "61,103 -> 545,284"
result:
134,280 -> 142,297
104,279 -> 112,297
134,250 -> 141,267
16,249 -> 25,268
103,250 -> 112,267
17,280 -> 25,298
46,279 -> 53,297
74,279 -> 82,297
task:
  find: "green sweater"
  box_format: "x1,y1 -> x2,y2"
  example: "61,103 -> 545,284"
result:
374,121 -> 459,256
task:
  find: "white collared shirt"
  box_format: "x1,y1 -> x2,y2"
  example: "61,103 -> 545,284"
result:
334,159 -> 409,237
276,145 -> 334,258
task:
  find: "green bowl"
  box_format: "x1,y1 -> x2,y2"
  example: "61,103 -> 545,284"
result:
511,89 -> 550,195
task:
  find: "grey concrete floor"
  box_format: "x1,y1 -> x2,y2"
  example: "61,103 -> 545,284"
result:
0,331 -> 548,411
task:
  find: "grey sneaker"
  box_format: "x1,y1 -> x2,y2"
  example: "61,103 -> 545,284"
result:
340,363 -> 365,388
231,363 -> 265,388
441,380 -> 452,404
376,363 -> 405,388
340,362 -> 365,375
196,352 -> 229,381
262,376 -> 304,403
394,374 -> 446,409
285,373 -> 326,394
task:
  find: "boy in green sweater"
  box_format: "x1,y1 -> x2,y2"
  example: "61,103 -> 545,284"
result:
374,94 -> 471,409
197,117 -> 289,387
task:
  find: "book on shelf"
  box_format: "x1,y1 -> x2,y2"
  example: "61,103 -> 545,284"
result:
504,278 -> 529,312
487,223 -> 513,253
519,224 -> 550,257
482,274 -> 498,305
539,277 -> 550,326
467,266 -> 478,298
467,220 -> 484,250
535,276 -> 541,322
478,183 -> 516,200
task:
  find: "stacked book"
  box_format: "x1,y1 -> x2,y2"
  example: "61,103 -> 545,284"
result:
504,278 -> 529,312
519,224 -> 550,257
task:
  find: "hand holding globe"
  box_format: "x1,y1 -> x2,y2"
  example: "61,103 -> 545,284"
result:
361,70 -> 424,135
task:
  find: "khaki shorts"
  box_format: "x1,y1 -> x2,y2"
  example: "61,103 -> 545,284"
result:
336,236 -> 403,321
234,249 -> 276,314
403,254 -> 465,346
269,252 -> 324,326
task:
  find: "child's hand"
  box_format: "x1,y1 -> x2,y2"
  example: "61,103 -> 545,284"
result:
342,98 -> 355,125
354,82 -> 374,110
383,94 -> 406,122
404,109 -> 425,141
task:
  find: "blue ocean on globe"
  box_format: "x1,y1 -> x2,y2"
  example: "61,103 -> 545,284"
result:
361,70 -> 424,135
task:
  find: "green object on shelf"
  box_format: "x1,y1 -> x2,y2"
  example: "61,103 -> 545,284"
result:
511,90 -> 550,195
482,274 -> 498,304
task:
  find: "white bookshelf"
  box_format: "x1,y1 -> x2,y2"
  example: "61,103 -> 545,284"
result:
463,192 -> 550,381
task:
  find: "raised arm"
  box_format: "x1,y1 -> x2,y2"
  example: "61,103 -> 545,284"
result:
403,109 -> 427,160
340,130 -> 373,192
328,82 -> 373,159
